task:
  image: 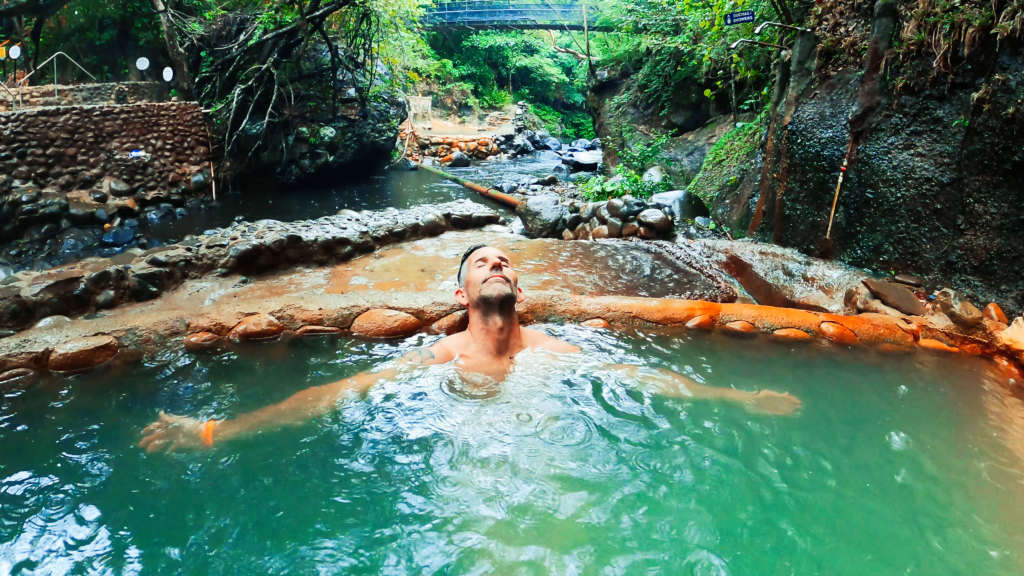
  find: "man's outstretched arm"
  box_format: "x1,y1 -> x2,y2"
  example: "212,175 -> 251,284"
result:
608,364 -> 801,416
139,346 -> 446,453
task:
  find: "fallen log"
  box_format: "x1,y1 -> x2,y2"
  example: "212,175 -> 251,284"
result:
416,162 -> 521,208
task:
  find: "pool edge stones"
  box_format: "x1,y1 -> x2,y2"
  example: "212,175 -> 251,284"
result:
819,321 -> 859,345
228,313 -> 284,342
685,315 -> 714,330
184,332 -> 222,351
429,311 -> 468,335
773,328 -> 813,341
295,325 -> 343,337
351,309 -> 422,339
48,335 -> 119,372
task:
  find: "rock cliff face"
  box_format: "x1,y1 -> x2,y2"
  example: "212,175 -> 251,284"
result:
748,4 -> 1024,315
237,90 -> 407,184
590,2 -> 1024,315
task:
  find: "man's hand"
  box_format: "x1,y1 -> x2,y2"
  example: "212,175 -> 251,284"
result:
741,390 -> 802,416
139,411 -> 207,453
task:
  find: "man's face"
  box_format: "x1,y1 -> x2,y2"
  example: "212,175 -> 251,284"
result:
455,247 -> 523,308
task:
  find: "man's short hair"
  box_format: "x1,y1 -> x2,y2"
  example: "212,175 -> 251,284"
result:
457,244 -> 491,287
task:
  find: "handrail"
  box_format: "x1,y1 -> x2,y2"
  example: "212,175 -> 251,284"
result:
17,51 -> 97,87
0,80 -> 16,111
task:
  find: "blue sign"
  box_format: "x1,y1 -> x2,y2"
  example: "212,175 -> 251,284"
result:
724,10 -> 756,25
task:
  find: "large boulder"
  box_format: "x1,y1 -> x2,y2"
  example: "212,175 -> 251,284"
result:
516,194 -> 568,238
649,189 -> 710,222
446,151 -> 471,168
542,137 -> 562,151
691,239 -> 868,314
560,151 -> 601,173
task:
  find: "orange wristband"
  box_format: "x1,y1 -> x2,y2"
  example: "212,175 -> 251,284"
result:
200,419 -> 216,447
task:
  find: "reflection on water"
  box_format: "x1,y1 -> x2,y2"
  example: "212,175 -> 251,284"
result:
150,152 -> 565,240
2,328 -> 1023,574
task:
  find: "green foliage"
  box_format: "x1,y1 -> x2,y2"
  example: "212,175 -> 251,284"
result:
687,114 -> 766,204
418,29 -> 593,135
596,0 -> 778,118
532,103 -> 595,140
580,167 -> 668,201
581,131 -> 673,201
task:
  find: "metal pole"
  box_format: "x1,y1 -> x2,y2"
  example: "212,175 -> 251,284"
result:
53,57 -> 57,100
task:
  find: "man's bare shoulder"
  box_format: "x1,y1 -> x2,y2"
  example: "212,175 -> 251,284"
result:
522,327 -> 581,353
399,336 -> 460,366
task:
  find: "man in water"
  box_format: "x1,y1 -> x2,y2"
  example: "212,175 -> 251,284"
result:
140,245 -> 801,452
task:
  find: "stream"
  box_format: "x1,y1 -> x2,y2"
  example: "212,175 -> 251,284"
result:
1,151 -> 570,276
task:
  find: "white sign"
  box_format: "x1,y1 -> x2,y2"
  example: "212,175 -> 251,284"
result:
162,67 -> 173,82
9,45 -> 21,60
136,57 -> 150,71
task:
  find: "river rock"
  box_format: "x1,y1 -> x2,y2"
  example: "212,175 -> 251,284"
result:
351,309 -> 422,338
102,226 -> 134,246
587,138 -> 601,150
591,225 -> 610,239
48,335 -> 119,372
996,317 -> 1024,362
606,217 -> 622,238
184,332 -> 222,351
228,313 -> 284,341
560,152 -> 600,172
934,288 -> 982,328
862,278 -> 926,316
108,179 -> 132,197
637,209 -> 672,232
819,321 -> 859,345
447,151 -> 471,168
642,166 -> 665,183
571,139 -> 592,149
773,328 -> 813,340
516,194 -> 567,238
723,320 -> 756,334
542,138 -> 562,151
893,274 -> 924,288
637,225 -> 657,239
622,221 -> 640,237
429,310 -> 468,335
295,325 -> 342,337
984,303 -> 1008,324
649,189 -> 710,221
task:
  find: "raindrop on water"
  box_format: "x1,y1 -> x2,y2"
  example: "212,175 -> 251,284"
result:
887,430 -> 911,451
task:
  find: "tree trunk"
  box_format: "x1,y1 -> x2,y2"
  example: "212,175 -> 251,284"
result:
151,0 -> 196,101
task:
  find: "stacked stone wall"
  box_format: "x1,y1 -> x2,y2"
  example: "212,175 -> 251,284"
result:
0,102 -> 212,239
0,82 -> 168,111
398,128 -> 503,162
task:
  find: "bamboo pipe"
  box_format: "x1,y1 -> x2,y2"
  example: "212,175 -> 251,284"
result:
416,162 -> 522,208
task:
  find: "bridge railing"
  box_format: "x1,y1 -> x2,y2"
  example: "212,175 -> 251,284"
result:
424,0 -> 602,29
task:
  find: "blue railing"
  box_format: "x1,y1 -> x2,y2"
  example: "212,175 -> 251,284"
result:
424,1 -> 610,31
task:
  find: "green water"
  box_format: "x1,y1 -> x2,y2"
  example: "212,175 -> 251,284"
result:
2,326 -> 1023,574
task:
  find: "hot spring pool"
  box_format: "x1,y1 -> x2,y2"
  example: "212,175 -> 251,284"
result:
2,326 -> 1023,574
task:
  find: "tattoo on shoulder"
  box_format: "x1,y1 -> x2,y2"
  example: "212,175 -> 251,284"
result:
402,347 -> 435,364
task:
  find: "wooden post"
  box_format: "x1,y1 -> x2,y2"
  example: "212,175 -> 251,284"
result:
583,3 -> 595,78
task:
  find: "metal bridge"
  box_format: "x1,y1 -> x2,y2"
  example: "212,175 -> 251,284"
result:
423,1 -> 612,32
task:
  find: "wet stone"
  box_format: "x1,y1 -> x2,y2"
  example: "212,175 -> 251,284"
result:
637,209 -> 672,232
862,278 -> 926,316
893,274 -> 924,288
94,289 -> 117,310
351,309 -> 422,339
48,335 -> 119,372
984,303 -> 1008,324
229,313 -> 284,341
934,288 -> 982,328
